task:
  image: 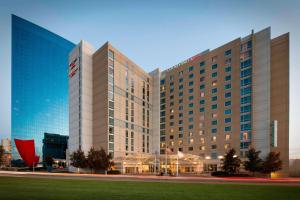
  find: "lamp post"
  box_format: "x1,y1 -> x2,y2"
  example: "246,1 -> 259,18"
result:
176,155 -> 179,177
165,147 -> 168,176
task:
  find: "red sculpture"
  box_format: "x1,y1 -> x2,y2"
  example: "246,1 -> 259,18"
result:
14,139 -> 39,167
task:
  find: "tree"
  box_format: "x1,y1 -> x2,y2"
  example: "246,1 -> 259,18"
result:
221,148 -> 241,175
87,148 -> 101,173
70,149 -> 87,173
87,148 -> 114,174
261,151 -> 282,175
99,148 -> 114,172
0,145 -> 4,166
243,148 -> 263,176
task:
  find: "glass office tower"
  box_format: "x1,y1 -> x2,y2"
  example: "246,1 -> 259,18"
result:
11,15 -> 75,160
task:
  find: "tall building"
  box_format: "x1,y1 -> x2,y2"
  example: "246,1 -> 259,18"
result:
11,15 -> 75,160
69,41 -> 160,173
159,28 -> 289,177
42,133 -> 69,161
69,28 -> 289,177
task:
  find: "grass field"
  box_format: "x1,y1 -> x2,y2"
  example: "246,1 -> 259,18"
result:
0,176 -> 300,200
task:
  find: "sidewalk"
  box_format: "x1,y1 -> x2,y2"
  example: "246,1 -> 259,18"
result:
1,170 -> 300,185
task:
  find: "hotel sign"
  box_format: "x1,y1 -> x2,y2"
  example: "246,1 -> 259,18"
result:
69,57 -> 79,78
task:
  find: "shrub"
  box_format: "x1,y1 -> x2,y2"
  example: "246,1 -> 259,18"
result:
211,171 -> 229,177
107,170 -> 121,174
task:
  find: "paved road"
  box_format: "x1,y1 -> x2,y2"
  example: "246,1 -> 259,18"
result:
1,171 -> 300,186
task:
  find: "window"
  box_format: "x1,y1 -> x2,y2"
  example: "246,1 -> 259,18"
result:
200,69 -> 205,74
211,64 -> 218,70
241,77 -> 252,86
225,66 -> 231,72
169,75 -> 174,81
225,49 -> 232,56
241,114 -> 251,122
200,99 -> 205,104
211,145 -> 217,149
189,73 -> 194,79
200,61 -> 205,66
211,104 -> 217,110
179,78 -> 183,83
241,68 -> 252,78
179,85 -> 184,90
241,105 -> 251,113
187,89 -> 193,94
212,88 -> 218,94
212,120 -> 218,126
188,96 -> 194,101
188,147 -> 193,151
200,77 -> 205,82
225,101 -> 231,106
224,118 -> 231,123
200,84 -> 205,90
211,56 -> 217,63
241,87 -> 252,96
225,92 -> 231,98
179,92 -> 183,97
241,96 -> 251,104
225,83 -> 231,90
211,72 -> 218,78
212,136 -> 217,142
225,75 -> 231,81
240,59 -> 252,69
241,123 -> 251,131
199,107 -> 205,112
224,109 -> 232,115
225,126 -> 231,132
211,96 -> 217,101
211,128 -> 217,134
188,66 -> 194,72
188,110 -> 193,115
189,81 -> 194,86
225,134 -> 231,141
212,80 -> 217,86
188,103 -> 193,108
225,58 -> 231,65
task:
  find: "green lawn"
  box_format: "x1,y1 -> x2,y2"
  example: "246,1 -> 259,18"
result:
0,176 -> 300,200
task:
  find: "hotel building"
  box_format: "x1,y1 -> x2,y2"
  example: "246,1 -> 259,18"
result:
69,28 -> 289,176
69,41 -> 160,173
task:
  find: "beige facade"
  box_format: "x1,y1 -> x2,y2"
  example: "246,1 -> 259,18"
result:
270,33 -> 289,177
159,28 -> 289,176
69,27 -> 289,176
69,41 -> 160,173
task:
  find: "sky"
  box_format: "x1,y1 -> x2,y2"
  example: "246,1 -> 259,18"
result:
0,0 -> 299,158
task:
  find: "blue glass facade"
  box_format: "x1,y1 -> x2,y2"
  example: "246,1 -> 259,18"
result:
11,15 -> 75,160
